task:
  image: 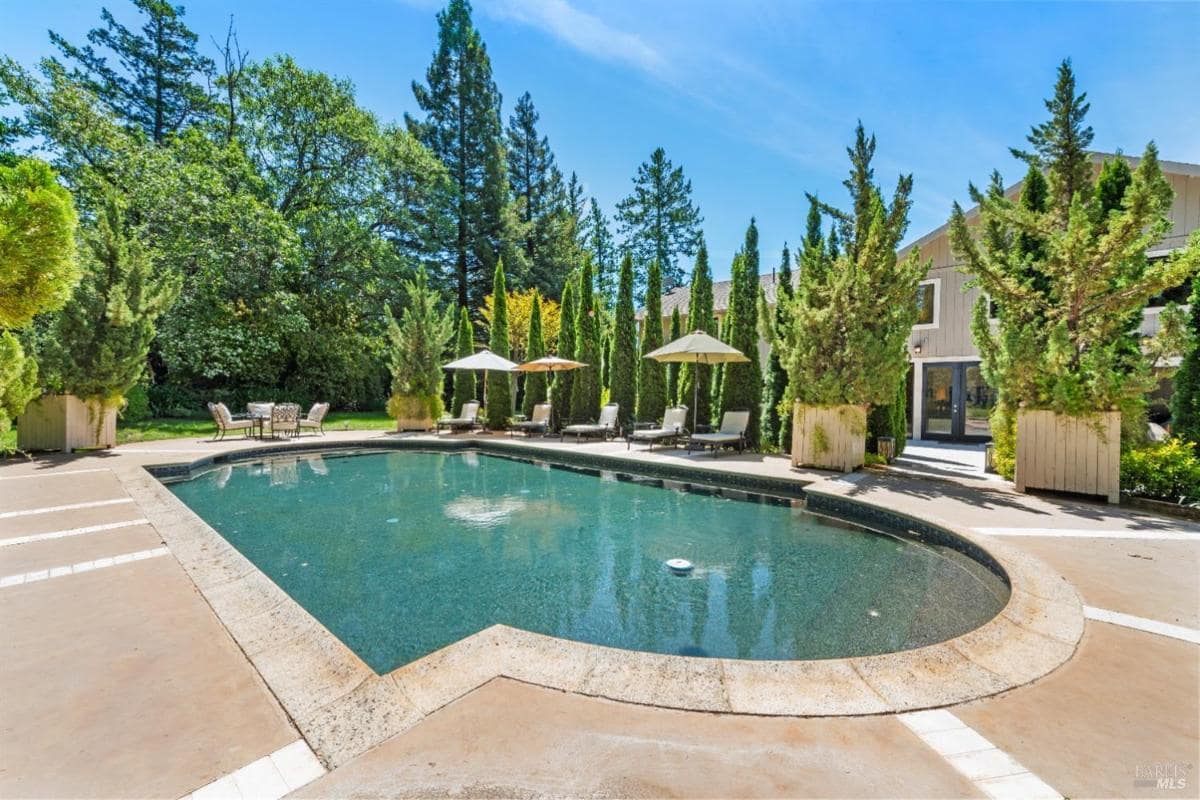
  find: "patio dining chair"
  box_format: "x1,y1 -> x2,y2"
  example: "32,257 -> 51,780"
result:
269,403 -> 301,439
298,402 -> 330,436
208,402 -> 254,441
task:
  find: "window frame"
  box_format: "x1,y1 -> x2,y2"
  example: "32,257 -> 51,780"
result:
913,278 -> 941,330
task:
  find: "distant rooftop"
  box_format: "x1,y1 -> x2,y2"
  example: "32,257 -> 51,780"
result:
643,270 -> 799,320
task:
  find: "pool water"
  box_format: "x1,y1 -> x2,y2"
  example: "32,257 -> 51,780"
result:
169,450 -> 1009,673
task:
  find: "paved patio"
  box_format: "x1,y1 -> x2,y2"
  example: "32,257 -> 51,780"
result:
1,430 -> 1197,799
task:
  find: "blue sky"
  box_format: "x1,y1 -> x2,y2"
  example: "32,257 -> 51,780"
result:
4,0 -> 1198,281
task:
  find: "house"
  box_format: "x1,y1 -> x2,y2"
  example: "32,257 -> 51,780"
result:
899,153 -> 1198,442
650,153 -> 1199,442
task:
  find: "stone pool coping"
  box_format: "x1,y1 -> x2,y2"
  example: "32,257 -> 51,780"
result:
117,437 -> 1084,769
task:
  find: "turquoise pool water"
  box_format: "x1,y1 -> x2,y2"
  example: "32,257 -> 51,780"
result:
169,450 -> 1009,673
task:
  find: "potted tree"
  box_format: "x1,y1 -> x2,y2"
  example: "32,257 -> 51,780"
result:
20,195 -> 178,452
949,62 -> 1199,502
778,125 -> 927,471
385,268 -> 455,431
1,157 -> 79,447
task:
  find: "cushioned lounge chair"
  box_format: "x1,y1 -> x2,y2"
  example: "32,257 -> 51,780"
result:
298,402 -> 330,435
208,402 -> 254,441
509,403 -> 551,437
436,401 -> 481,434
561,403 -> 619,442
687,410 -> 749,456
627,405 -> 688,450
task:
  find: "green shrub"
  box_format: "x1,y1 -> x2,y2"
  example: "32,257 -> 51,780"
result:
121,382 -> 152,423
1121,439 -> 1200,504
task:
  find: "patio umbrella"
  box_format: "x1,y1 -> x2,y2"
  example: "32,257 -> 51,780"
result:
644,330 -> 748,432
514,355 -> 587,372
442,349 -> 517,408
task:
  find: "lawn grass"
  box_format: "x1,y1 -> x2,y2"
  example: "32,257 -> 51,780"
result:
2,410 -> 393,452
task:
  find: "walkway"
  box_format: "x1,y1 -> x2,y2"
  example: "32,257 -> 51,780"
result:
1,430 -> 1196,798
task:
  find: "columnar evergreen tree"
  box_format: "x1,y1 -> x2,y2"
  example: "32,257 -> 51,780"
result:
600,331 -> 611,390
49,0 -> 214,144
0,157 -> 79,435
950,61 -> 1200,475
1171,277 -> 1200,446
44,195 -> 180,408
550,275 -> 576,426
609,251 -> 638,428
451,306 -> 476,415
615,147 -> 703,294
506,91 -> 571,297
385,268 -> 455,423
761,243 -> 792,450
666,306 -> 682,405
637,260 -> 667,422
408,0 -> 513,309
781,125 -> 927,444
484,260 -> 513,428
522,290 -> 548,416
679,242 -> 714,426
719,219 -> 764,446
570,259 -> 601,422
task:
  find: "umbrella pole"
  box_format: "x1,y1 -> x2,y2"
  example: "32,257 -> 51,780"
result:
692,356 -> 701,432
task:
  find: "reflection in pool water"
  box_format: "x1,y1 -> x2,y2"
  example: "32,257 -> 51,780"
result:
169,451 -> 1009,673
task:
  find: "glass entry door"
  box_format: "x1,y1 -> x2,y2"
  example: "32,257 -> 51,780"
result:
922,362 -> 993,441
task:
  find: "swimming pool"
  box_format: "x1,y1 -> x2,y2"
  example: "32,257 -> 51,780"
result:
168,450 -> 1009,674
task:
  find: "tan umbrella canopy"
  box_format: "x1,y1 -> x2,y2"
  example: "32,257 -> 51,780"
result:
443,349 -> 517,407
644,331 -> 748,431
515,355 -> 587,373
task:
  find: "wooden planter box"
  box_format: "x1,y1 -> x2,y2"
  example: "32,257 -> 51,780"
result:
395,416 -> 433,432
16,394 -> 117,452
791,403 -> 867,472
1015,409 -> 1120,503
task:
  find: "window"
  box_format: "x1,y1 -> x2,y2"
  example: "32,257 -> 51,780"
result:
914,279 -> 940,328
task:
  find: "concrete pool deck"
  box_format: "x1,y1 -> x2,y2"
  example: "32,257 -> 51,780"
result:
1,429 -> 1197,799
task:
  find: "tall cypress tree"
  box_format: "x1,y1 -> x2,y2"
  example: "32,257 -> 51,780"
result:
609,251 -> 638,428
761,243 -> 792,450
719,219 -> 763,446
408,0 -> 510,309
637,260 -> 667,423
485,260 -> 512,428
49,0 -> 214,144
451,306 -> 476,414
666,306 -> 682,406
1171,277 -> 1200,445
522,290 -> 547,416
570,259 -> 601,422
550,275 -> 576,427
600,330 -> 611,390
615,147 -> 704,294
679,242 -> 715,427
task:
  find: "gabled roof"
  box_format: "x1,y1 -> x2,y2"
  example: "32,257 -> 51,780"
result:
897,152 -> 1200,260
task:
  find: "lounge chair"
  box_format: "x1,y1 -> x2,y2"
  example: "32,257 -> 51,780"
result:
208,402 -> 254,441
561,403 -> 620,442
437,401 -> 481,435
687,410 -> 750,456
298,402 -> 330,435
627,405 -> 688,450
509,403 -> 551,437
270,402 -> 301,439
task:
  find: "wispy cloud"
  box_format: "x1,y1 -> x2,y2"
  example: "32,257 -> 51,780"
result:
483,0 -> 665,75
